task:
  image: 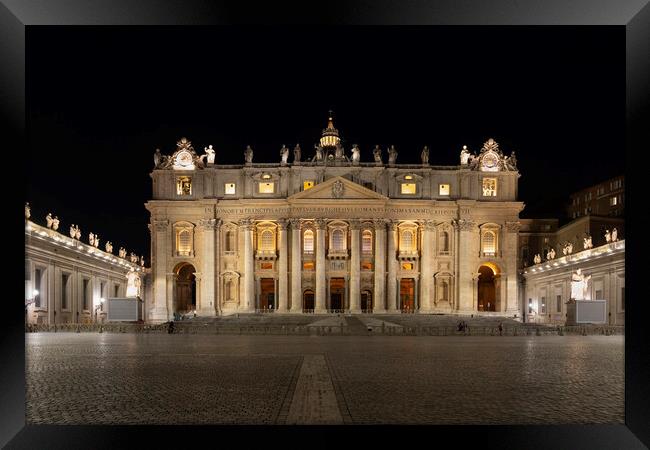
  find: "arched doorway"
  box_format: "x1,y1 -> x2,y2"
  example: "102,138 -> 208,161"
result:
361,290 -> 373,312
174,262 -> 196,314
303,289 -> 314,312
400,278 -> 415,311
477,264 -> 498,312
259,278 -> 275,311
329,278 -> 345,311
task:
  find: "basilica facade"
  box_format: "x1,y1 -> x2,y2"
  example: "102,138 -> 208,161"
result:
145,116 -> 524,322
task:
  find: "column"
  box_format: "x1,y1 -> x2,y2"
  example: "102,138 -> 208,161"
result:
419,220 -> 435,313
504,221 -> 521,316
152,219 -> 170,322
455,218 -> 477,313
214,219 -> 222,316
240,219 -> 255,312
289,219 -> 302,312
386,220 -> 398,312
277,219 -> 289,312
314,218 -> 327,313
198,218 -> 217,316
349,220 -> 361,313
373,219 -> 386,313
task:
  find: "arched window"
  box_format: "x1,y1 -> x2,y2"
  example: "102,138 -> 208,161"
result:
362,230 -> 373,253
225,230 -> 235,252
303,229 -> 314,253
482,231 -> 496,255
178,230 -> 192,256
331,229 -> 345,251
440,231 -> 449,252
401,230 -> 413,251
261,230 -> 274,251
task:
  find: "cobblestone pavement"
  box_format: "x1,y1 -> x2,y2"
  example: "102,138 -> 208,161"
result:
26,333 -> 624,425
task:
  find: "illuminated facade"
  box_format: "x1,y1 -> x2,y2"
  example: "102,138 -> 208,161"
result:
145,116 -> 524,322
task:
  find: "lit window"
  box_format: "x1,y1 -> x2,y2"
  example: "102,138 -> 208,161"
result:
259,182 -> 274,193
610,196 -> 617,206
262,173 -> 271,179
402,262 -> 414,270
303,180 -> 315,190
331,229 -> 345,251
401,183 -> 416,194
177,176 -> 192,195
303,262 -> 314,270
439,231 -> 449,252
482,178 -> 497,197
303,230 -> 314,253
260,230 -> 274,251
177,229 -> 192,256
225,183 -> 236,194
439,184 -> 450,196
401,230 -> 413,251
404,175 -> 413,180
362,230 -> 373,253
482,231 -> 496,255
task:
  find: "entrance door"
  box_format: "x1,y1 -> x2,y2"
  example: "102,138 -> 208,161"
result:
400,278 -> 415,311
259,278 -> 275,311
330,278 -> 345,311
175,263 -> 196,315
361,290 -> 373,312
477,265 -> 496,311
303,290 -> 315,311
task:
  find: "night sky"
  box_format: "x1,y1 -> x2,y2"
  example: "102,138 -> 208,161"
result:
26,26 -> 624,260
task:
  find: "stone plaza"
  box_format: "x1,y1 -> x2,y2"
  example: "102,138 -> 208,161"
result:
26,331 -> 624,425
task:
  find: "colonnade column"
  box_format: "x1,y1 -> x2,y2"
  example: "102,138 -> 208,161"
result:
277,219 -> 288,312
314,218 -> 327,313
289,219 -> 302,312
386,220 -> 398,312
373,219 -> 387,313
349,219 -> 361,313
504,221 -> 521,316
198,218 -> 217,317
240,219 -> 255,312
152,219 -> 170,322
419,220 -> 435,313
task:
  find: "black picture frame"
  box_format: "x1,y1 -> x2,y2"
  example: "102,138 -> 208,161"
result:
3,1 -> 648,448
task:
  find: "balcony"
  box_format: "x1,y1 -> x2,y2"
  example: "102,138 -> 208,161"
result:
255,250 -> 277,260
327,249 -> 349,260
398,250 -> 419,260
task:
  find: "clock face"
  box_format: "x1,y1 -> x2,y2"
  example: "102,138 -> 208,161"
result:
176,150 -> 193,166
481,152 -> 499,171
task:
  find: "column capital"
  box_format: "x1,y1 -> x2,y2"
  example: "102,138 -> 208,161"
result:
349,219 -> 362,230
288,218 -> 301,230
238,218 -> 254,230
277,219 -> 289,230
421,219 -> 437,231
373,219 -> 388,230
198,218 -> 218,230
153,219 -> 169,232
504,221 -> 521,233
453,218 -> 476,232
387,219 -> 398,231
314,218 -> 328,229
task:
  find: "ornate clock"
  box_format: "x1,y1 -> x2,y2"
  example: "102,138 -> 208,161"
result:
481,152 -> 499,171
176,150 -> 193,167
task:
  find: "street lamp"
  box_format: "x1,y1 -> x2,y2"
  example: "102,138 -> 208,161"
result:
95,297 -> 105,323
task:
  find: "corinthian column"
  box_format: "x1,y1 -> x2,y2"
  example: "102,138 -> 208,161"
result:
455,218 -> 477,313
504,221 -> 521,316
349,220 -> 361,313
386,220 -> 398,312
198,218 -> 218,317
419,220 -> 435,313
373,219 -> 387,313
289,219 -> 302,312
277,219 -> 288,312
314,218 -> 327,313
240,219 -> 255,312
152,219 -> 170,322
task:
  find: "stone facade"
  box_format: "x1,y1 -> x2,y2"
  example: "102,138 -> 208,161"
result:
145,121 -> 524,322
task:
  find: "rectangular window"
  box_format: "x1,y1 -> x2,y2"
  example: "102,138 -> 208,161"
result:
438,184 -> 450,196
34,268 -> 42,308
303,180 -> 315,190
303,262 -> 314,270
401,183 -> 416,194
114,285 -> 119,297
556,295 -> 562,312
610,196 -> 617,206
176,176 -> 192,195
540,297 -> 546,314
83,279 -> 89,310
61,274 -> 69,309
260,262 -> 273,270
482,178 -> 497,196
361,261 -> 373,270
258,182 -> 274,193
401,263 -> 414,270
224,183 -> 236,195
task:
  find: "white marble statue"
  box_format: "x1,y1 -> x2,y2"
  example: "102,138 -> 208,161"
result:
280,145 -> 289,165
460,145 -> 471,165
119,247 -> 126,258
612,227 -> 618,242
373,145 -> 382,164
125,268 -> 142,298
293,144 -> 301,163
52,216 -> 60,231
351,144 -> 360,164
25,203 -> 30,219
571,268 -> 591,300
153,148 -> 162,168
105,241 -> 113,253
204,145 -> 215,164
89,233 -> 95,246
46,213 -> 53,229
70,224 -> 77,239
244,145 -> 254,164
388,145 -> 398,164
421,146 -> 429,165
567,243 -> 573,254
334,144 -> 344,160
140,255 -> 145,267
587,236 -> 593,248
583,236 -> 590,250
94,235 -> 100,248
548,248 -> 556,260
75,227 -> 81,240
605,229 -> 611,243
314,145 -> 323,162
130,252 -> 138,264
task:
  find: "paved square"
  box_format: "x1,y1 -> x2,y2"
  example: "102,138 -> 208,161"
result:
26,333 -> 624,425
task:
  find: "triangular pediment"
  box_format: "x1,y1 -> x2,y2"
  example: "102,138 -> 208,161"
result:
288,176 -> 388,201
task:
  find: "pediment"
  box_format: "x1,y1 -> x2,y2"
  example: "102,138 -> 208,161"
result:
288,176 -> 388,201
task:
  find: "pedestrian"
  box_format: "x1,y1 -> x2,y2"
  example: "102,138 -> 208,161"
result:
498,322 -> 503,336
167,320 -> 175,334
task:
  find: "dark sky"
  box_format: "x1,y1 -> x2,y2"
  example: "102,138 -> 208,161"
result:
26,26 -> 624,260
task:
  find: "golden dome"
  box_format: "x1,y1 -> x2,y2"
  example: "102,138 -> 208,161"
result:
319,112 -> 341,148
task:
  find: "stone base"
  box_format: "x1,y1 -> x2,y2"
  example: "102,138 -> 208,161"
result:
197,308 -> 216,317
